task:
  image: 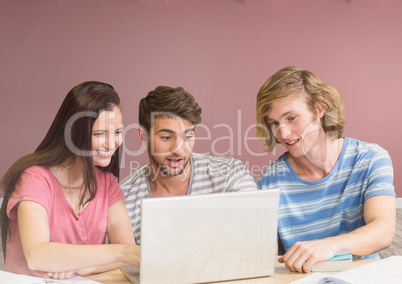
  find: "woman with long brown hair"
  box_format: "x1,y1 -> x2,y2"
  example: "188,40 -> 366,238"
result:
0,81 -> 138,279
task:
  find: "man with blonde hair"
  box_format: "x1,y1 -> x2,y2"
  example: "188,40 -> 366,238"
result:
256,66 -> 396,273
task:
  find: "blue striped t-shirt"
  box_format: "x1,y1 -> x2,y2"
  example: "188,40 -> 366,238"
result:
257,137 -> 395,259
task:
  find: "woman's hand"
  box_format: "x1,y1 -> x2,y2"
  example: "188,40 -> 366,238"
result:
46,271 -> 75,280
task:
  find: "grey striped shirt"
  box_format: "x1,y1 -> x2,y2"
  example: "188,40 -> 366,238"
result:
120,153 -> 258,244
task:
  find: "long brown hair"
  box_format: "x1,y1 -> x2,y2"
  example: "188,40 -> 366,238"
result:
0,81 -> 122,258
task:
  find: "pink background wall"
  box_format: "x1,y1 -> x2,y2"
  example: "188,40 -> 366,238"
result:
1,0 -> 401,197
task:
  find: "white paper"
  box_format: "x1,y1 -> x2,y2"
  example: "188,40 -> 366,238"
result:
291,256 -> 402,284
0,270 -> 101,284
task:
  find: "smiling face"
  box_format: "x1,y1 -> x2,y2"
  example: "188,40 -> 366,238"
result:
91,106 -> 123,167
141,116 -> 195,177
266,93 -> 324,159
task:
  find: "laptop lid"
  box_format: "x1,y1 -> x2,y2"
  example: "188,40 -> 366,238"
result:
135,189 -> 280,284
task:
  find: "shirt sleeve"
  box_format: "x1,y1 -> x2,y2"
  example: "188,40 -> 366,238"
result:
7,166 -> 52,219
226,158 -> 258,191
364,147 -> 396,200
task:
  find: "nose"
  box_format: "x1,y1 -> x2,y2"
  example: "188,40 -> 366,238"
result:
105,134 -> 120,151
170,137 -> 184,154
276,123 -> 291,141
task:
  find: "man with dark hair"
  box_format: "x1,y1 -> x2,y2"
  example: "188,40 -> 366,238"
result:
120,86 -> 258,244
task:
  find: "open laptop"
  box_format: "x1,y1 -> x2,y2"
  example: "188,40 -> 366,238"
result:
121,189 -> 280,284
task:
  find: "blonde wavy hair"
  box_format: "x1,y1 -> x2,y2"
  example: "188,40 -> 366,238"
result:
256,66 -> 345,152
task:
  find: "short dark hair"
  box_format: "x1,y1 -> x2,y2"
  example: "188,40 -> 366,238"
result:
139,86 -> 202,132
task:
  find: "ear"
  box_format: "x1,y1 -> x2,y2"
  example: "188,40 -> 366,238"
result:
137,126 -> 148,146
316,105 -> 325,119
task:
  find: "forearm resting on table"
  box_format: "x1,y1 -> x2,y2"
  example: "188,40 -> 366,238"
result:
24,243 -> 136,272
334,220 -> 394,256
74,262 -> 130,276
304,212 -> 395,258
74,245 -> 141,276
336,197 -> 396,256
278,196 -> 395,274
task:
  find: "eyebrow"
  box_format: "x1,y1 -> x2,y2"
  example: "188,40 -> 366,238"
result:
93,126 -> 123,132
185,127 -> 196,134
157,129 -> 176,135
157,126 -> 196,135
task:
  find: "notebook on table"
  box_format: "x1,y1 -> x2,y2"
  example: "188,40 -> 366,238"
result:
120,189 -> 280,284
